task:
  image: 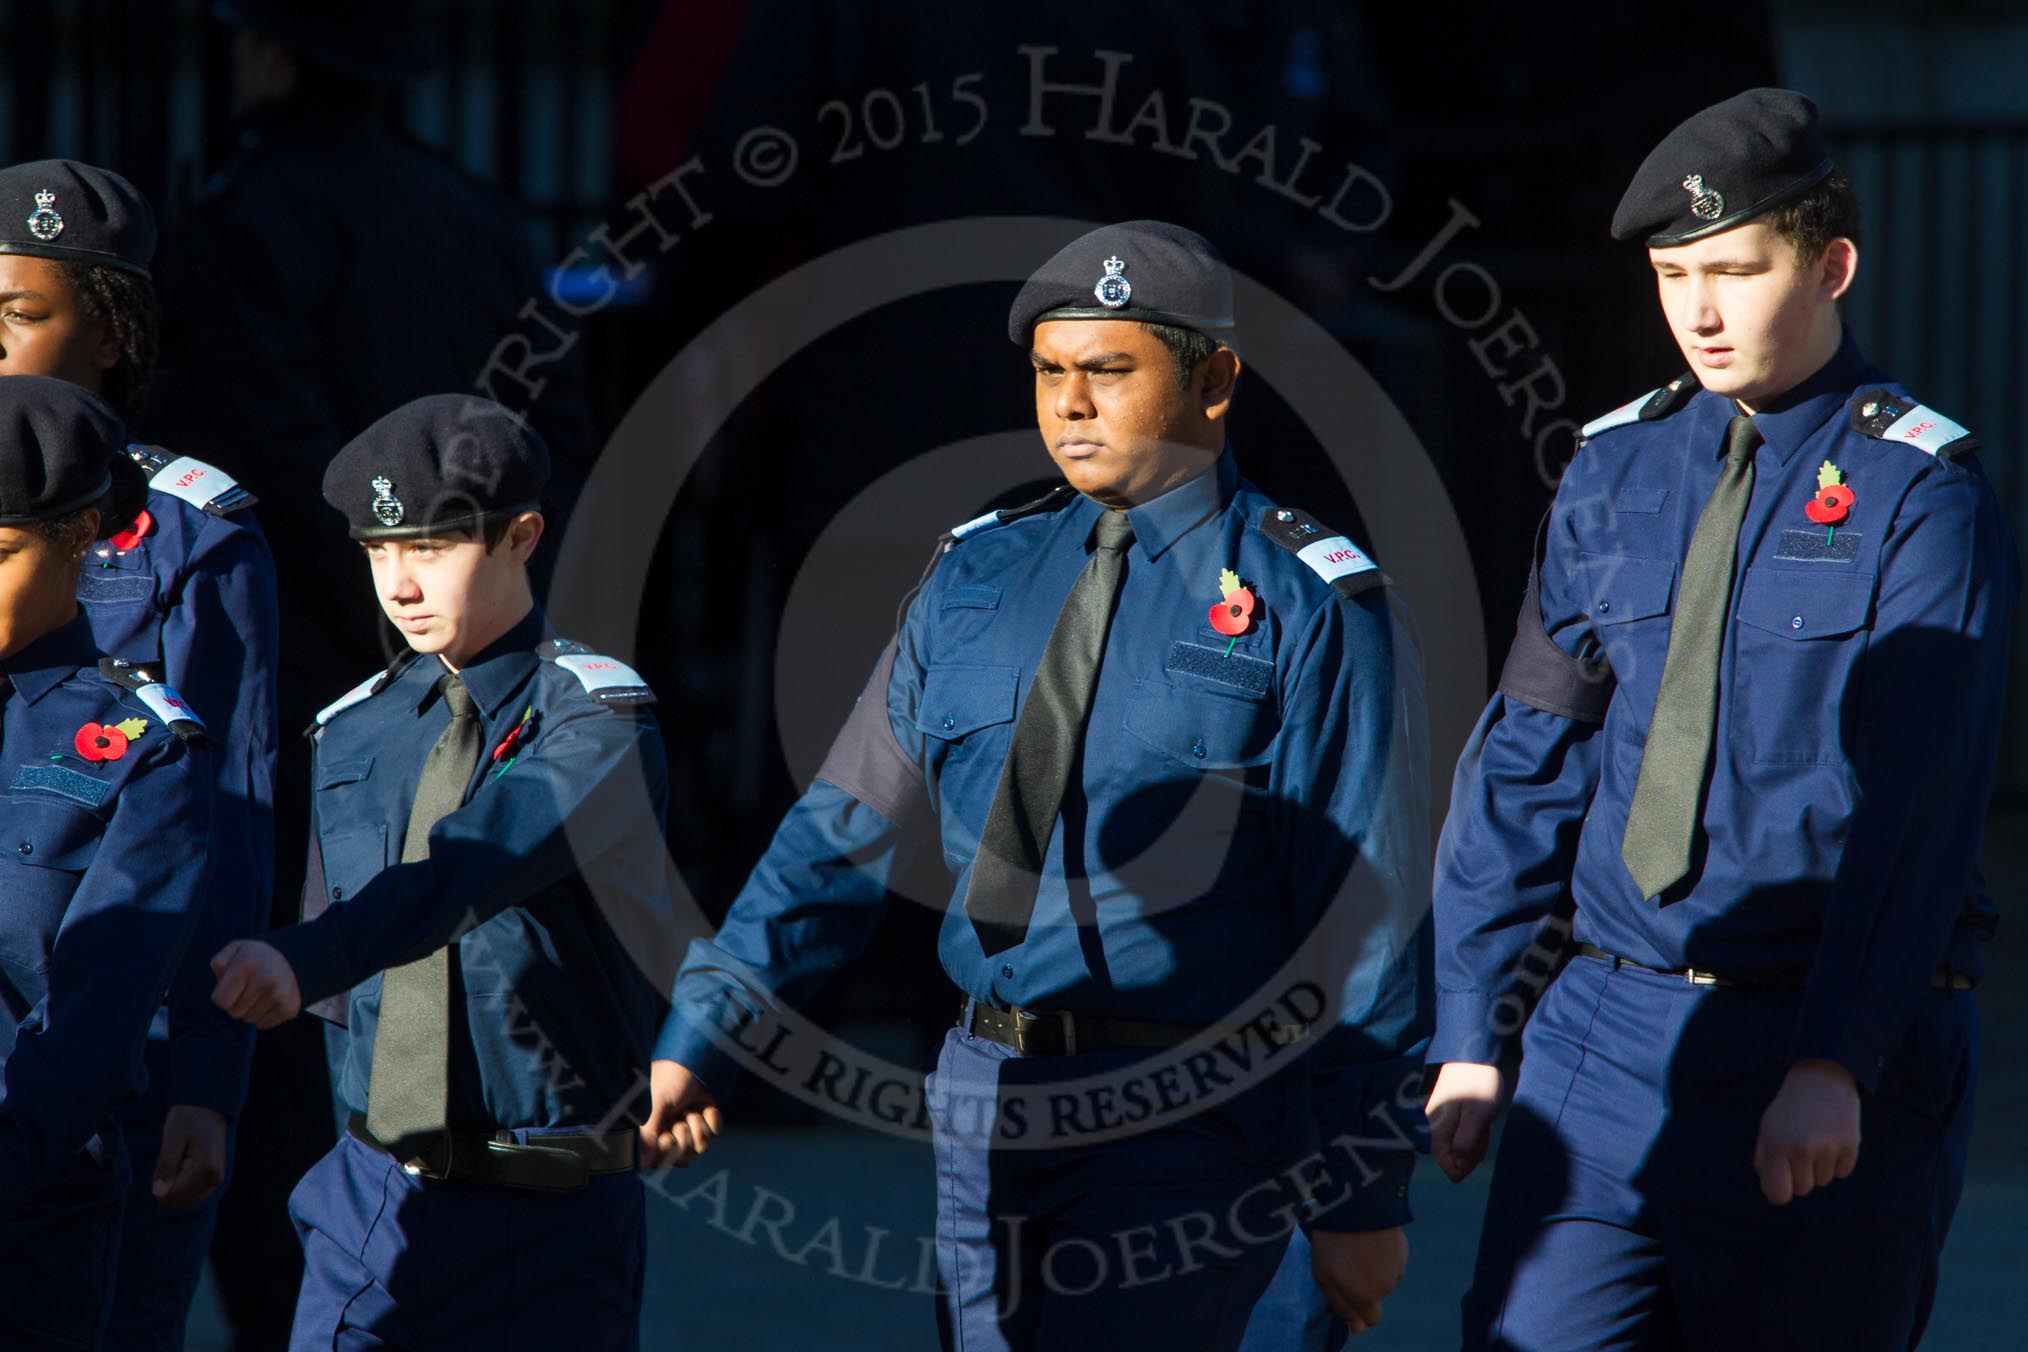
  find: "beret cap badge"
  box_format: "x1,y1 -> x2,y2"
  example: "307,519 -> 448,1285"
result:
1682,174 -> 1725,222
369,475 -> 404,527
1092,255 -> 1131,309
26,188 -> 62,242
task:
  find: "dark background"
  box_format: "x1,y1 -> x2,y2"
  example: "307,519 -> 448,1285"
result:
9,1 -> 2027,1342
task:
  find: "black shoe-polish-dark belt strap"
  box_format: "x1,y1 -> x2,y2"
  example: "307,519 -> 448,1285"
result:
964,999 -> 1238,1057
346,1112 -> 636,1191
1576,942 -> 1975,993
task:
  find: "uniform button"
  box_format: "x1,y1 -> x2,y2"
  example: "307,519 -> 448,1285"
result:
941,715 -> 956,730
1191,740 -> 1207,759
1791,615 -> 1804,630
16,842 -> 29,856
331,886 -> 344,900
1000,963 -> 1014,980
1597,601 -> 1611,614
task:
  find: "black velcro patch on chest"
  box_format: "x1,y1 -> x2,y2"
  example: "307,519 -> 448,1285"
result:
1166,640 -> 1274,695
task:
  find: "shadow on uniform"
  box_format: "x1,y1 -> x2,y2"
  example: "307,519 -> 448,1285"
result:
902,755 -> 1433,1349
1456,620 -> 1990,1351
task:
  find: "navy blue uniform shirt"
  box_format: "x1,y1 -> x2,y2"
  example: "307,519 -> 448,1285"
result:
662,449 -> 1435,1229
0,614 -> 215,1208
269,608 -> 674,1133
1432,332 -> 2019,1091
79,450 -> 279,1118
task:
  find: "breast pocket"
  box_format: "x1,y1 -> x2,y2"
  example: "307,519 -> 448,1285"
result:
1574,552 -> 1677,695
915,664 -> 1019,817
314,756 -> 390,904
0,796 -> 107,975
1112,679 -> 1281,891
1733,567 -> 1876,764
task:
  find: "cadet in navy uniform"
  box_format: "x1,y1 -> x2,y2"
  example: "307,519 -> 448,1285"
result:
0,157 -> 281,1350
208,395 -> 672,1348
0,377 -> 216,1350
1423,90 -> 2019,1349
650,221 -> 1433,1348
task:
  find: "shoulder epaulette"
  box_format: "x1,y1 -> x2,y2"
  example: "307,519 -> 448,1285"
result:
1258,507 -> 1389,599
312,652 -> 421,728
1850,390 -> 1978,459
538,638 -> 655,707
128,445 -> 258,516
1578,373 -> 1698,443
946,484 -> 1079,543
97,657 -> 207,742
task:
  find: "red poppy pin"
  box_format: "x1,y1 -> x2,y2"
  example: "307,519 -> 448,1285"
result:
1804,460 -> 1855,541
108,509 -> 154,552
490,706 -> 538,778
75,717 -> 147,763
1209,568 -> 1257,653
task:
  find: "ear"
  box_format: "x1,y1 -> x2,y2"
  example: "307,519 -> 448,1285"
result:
1820,237 -> 1858,304
504,511 -> 546,565
1198,347 -> 1241,424
90,321 -> 120,373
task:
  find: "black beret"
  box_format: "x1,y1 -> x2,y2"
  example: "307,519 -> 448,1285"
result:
323,395 -> 550,541
1611,88 -> 1834,248
0,376 -> 144,538
0,160 -> 155,277
215,0 -> 433,85
1008,220 -> 1237,350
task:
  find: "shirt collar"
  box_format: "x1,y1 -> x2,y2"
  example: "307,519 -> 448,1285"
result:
1737,328 -> 1875,468
409,606 -> 550,720
1116,447 -> 1236,562
1,610 -> 98,706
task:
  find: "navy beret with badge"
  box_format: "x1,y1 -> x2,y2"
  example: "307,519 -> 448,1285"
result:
1611,88 -> 1835,247
1007,219 -> 1238,351
0,375 -> 145,537
0,159 -> 155,277
323,394 -> 550,541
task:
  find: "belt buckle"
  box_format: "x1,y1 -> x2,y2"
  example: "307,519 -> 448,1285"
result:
1008,1007 -> 1071,1056
400,1134 -> 453,1180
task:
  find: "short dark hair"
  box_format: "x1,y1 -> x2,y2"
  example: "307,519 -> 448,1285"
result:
1144,322 -> 1224,387
1762,169 -> 1862,264
29,509 -> 96,551
54,260 -> 158,428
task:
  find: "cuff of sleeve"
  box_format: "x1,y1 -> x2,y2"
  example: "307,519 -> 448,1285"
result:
651,1006 -> 750,1105
169,1028 -> 256,1118
1308,1150 -> 1415,1233
1786,1000 -> 1892,1095
1430,990 -> 1511,1067
267,918 -> 355,1012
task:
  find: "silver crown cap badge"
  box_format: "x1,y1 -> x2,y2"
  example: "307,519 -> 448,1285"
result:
1682,174 -> 1725,222
26,188 -> 63,242
370,476 -> 404,527
1093,255 -> 1132,309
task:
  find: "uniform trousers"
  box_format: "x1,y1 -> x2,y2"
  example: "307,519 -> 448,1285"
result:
286,1132 -> 645,1350
1463,953 -> 1976,1351
927,1020 -> 1327,1352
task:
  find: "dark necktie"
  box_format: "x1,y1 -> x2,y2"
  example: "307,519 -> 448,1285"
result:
1621,414 -> 1762,899
367,671 -> 482,1148
964,509 -> 1135,955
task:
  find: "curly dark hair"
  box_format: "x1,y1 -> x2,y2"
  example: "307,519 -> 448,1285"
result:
1762,170 -> 1863,265
53,260 -> 159,427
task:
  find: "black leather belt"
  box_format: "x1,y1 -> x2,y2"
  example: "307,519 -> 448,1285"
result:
964,999 -> 1271,1057
347,1112 -> 637,1191
1576,942 -> 1975,992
